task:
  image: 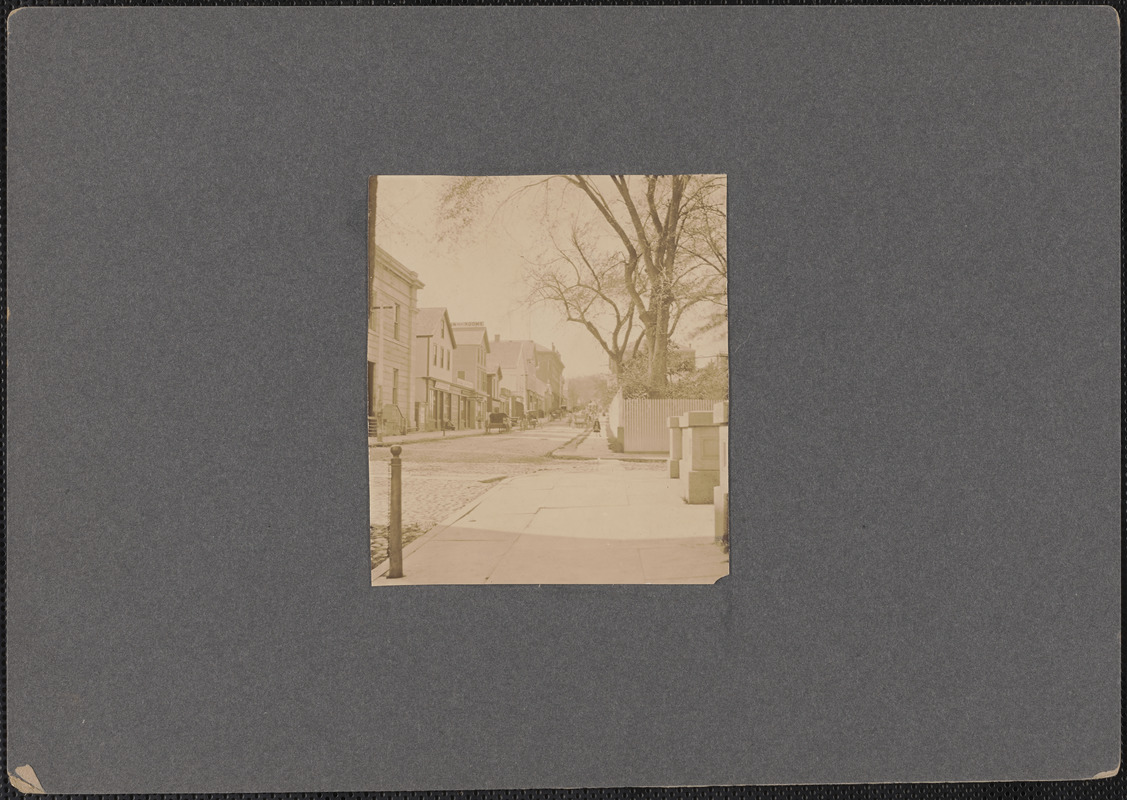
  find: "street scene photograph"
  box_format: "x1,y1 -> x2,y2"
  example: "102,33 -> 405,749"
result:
368,175 -> 729,584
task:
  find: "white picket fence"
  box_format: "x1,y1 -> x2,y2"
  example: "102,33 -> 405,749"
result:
608,393 -> 716,453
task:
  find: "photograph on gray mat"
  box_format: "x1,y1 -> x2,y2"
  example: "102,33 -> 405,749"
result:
366,175 -> 730,584
5,6 -> 1118,793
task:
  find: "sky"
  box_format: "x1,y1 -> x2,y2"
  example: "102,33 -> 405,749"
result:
373,175 -> 727,378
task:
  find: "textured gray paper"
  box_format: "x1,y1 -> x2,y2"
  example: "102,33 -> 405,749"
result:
5,6 -> 1120,793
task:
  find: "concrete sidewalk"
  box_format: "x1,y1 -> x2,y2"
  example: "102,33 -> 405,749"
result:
369,427 -> 484,448
372,460 -> 727,585
371,420 -> 577,448
552,427 -> 667,462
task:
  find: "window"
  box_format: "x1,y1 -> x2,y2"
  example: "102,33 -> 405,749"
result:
433,343 -> 437,366
393,304 -> 400,340
458,370 -> 465,380
392,369 -> 399,406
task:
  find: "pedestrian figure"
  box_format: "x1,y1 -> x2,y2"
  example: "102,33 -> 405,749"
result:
593,419 -> 601,433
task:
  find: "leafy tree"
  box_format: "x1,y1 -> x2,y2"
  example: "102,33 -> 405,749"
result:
612,353 -> 728,401
566,373 -> 613,408
665,359 -> 729,401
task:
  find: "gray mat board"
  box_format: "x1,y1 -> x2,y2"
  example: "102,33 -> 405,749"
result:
4,6 -> 1121,793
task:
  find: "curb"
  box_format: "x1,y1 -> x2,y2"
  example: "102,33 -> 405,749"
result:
547,427 -> 594,458
550,430 -> 668,464
370,475 -> 517,583
369,424 -> 565,449
370,430 -> 486,448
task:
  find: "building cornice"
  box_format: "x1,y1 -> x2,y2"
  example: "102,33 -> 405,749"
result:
373,244 -> 426,290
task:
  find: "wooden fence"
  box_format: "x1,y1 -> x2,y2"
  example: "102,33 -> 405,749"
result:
609,394 -> 716,453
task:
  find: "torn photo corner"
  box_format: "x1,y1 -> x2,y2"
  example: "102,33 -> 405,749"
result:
7,765 -> 46,796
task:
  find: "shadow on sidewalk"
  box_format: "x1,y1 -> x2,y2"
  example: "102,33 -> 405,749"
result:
373,523 -> 728,585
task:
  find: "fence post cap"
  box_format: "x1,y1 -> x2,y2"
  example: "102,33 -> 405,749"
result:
390,445 -> 402,457
668,416 -> 682,428
684,410 -> 716,427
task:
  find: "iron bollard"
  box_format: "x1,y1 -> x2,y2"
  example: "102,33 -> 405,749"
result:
388,445 -> 404,578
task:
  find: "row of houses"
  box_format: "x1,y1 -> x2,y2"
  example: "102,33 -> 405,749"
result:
367,244 -> 566,436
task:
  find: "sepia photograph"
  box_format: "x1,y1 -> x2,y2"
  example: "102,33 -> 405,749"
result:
368,175 -> 729,584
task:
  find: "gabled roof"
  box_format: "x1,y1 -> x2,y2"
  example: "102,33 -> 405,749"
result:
534,344 -> 565,368
495,339 -> 566,373
490,339 -> 534,371
451,322 -> 490,353
416,307 -> 456,347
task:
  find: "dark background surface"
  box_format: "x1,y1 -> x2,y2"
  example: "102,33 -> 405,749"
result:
4,6 -> 1120,794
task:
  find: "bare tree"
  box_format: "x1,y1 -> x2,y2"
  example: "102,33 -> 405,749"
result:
526,221 -> 641,378
440,174 -> 727,395
675,175 -> 728,335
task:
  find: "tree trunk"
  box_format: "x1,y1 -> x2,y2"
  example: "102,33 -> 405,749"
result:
648,298 -> 670,394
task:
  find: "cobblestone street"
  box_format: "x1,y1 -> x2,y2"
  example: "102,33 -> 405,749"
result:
369,424 -> 648,566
